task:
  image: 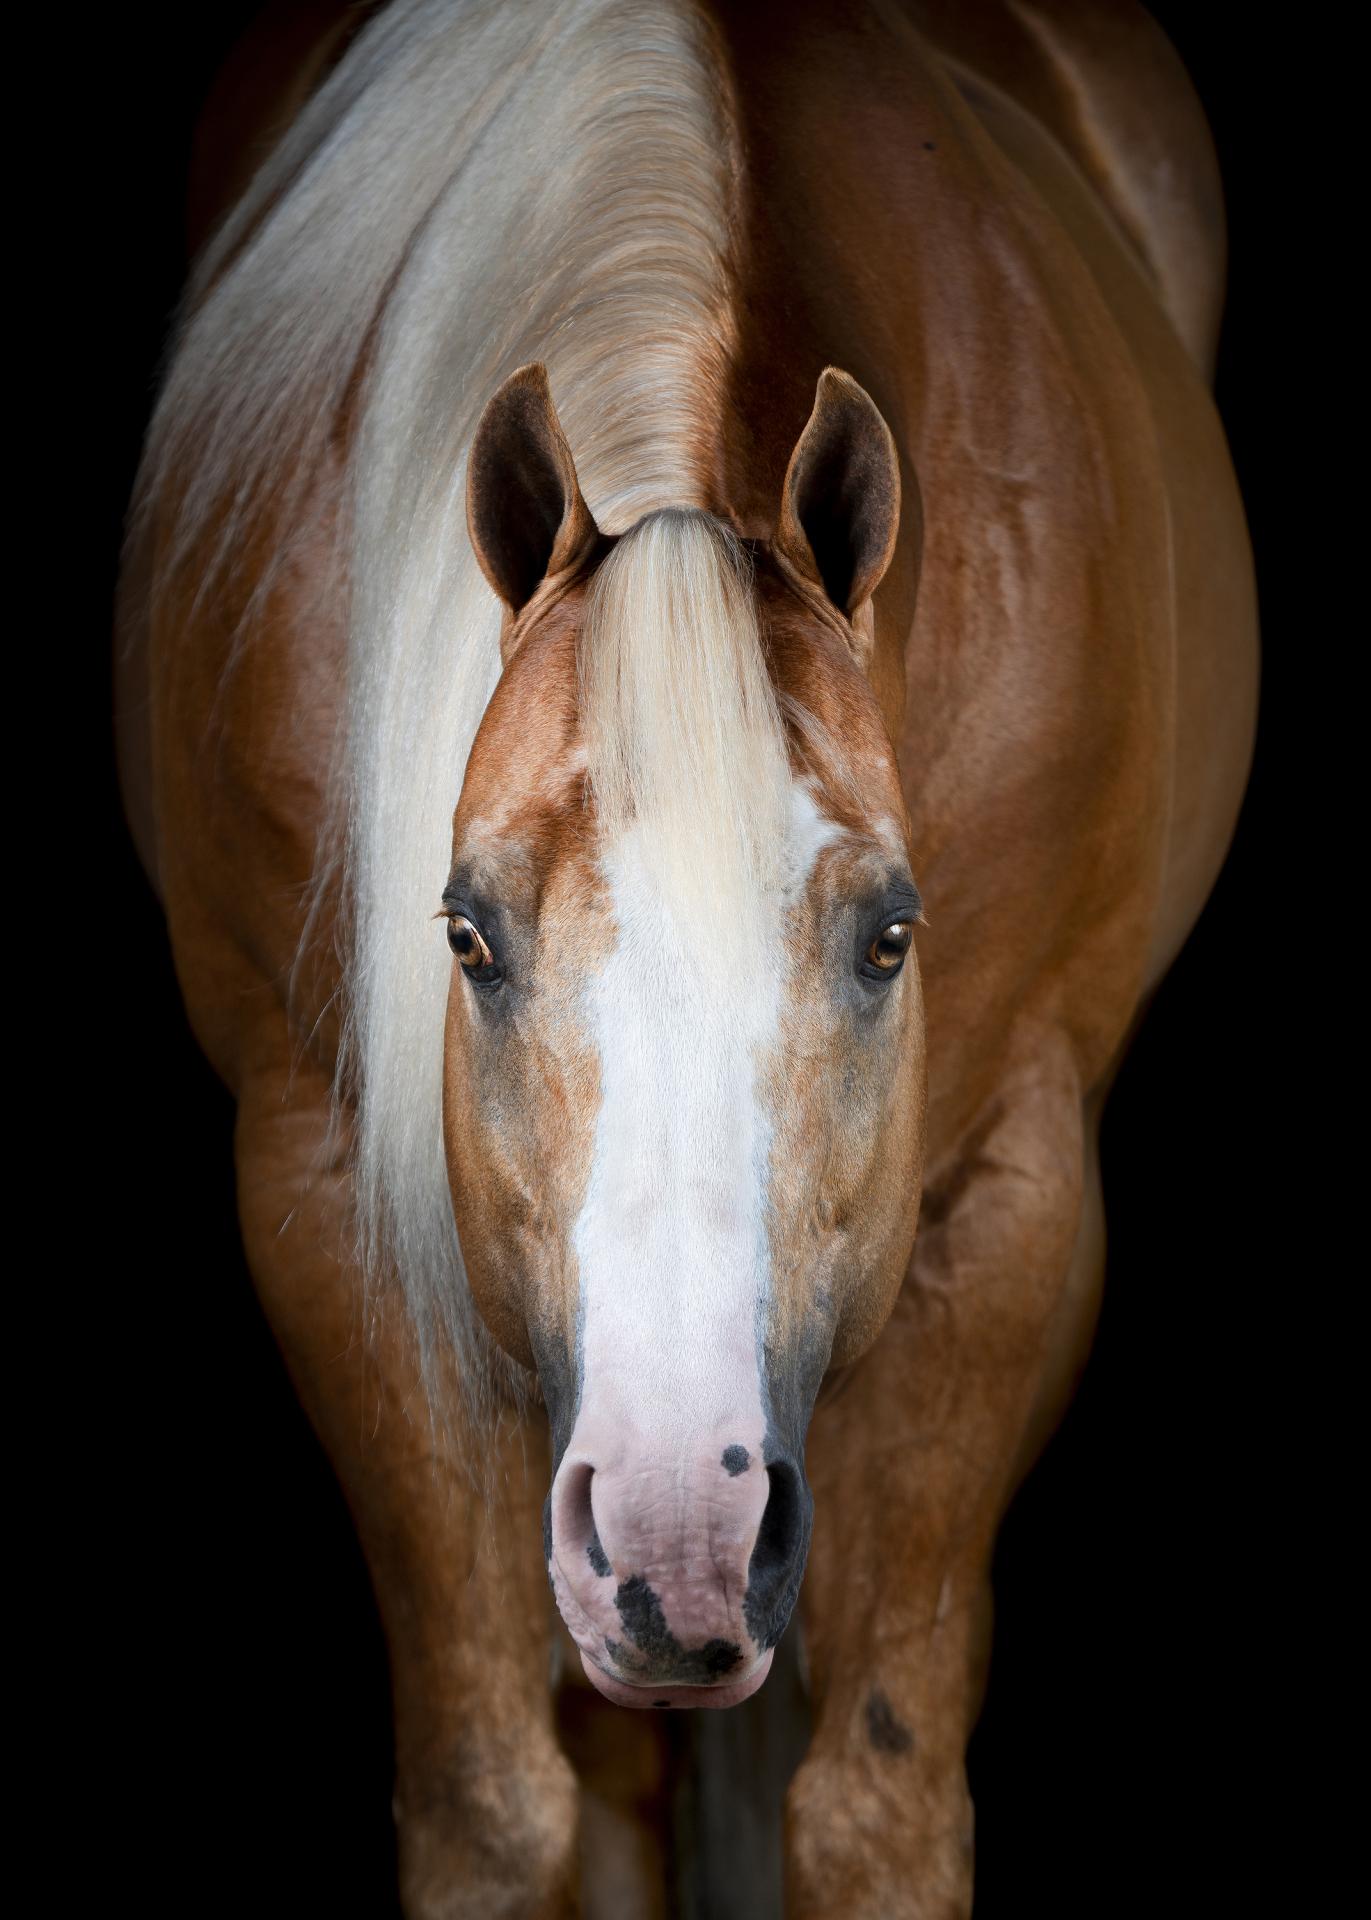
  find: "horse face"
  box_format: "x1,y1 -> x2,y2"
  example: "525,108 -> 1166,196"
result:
442,367 -> 925,1706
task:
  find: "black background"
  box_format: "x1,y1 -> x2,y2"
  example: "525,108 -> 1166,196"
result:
91,6 -> 1298,1915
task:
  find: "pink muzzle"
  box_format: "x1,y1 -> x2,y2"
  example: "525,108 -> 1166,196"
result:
548,1417 -> 785,1709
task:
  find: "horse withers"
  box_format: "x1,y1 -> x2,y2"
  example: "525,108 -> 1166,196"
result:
118,0 -> 1256,1912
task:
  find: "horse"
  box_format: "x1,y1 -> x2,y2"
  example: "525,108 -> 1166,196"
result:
116,0 -> 1257,1911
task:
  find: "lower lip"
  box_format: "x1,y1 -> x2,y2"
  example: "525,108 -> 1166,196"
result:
580,1647 -> 774,1711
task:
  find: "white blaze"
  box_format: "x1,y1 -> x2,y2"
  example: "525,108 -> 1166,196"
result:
572,784 -> 843,1455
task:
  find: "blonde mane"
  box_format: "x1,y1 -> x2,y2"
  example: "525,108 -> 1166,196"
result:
134,0 -> 748,1412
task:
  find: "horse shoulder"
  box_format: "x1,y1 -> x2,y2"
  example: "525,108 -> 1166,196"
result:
141,467 -> 349,1095
898,11 -> 1255,1080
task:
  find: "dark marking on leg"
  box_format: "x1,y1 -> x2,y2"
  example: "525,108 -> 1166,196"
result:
586,1523 -> 611,1578
653,1699 -> 671,1709
865,1688 -> 914,1755
721,1444 -> 750,1476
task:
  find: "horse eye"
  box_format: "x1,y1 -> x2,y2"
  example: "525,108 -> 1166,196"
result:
447,915 -> 495,974
864,920 -> 913,977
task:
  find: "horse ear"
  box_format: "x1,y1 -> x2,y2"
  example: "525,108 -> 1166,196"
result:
467,363 -> 600,621
775,368 -> 902,629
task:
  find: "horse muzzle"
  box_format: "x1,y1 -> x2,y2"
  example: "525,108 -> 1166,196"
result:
547,1425 -> 812,1710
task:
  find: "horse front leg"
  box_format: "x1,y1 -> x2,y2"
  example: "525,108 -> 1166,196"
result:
787,1042 -> 1100,1919
232,1022 -> 578,1920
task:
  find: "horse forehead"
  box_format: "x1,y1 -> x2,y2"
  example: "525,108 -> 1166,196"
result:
583,775 -> 864,1006
456,594 -> 908,900
460,736 -> 589,856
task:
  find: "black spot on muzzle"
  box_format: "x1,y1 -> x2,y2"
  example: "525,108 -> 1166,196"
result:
586,1524 -> 611,1578
609,1575 -> 743,1685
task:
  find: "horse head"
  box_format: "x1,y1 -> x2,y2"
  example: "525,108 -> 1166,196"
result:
443,362 -> 926,1707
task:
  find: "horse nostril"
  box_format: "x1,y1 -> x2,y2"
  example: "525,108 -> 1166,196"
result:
555,1463 -> 613,1578
756,1460 -> 804,1566
743,1456 -> 814,1652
